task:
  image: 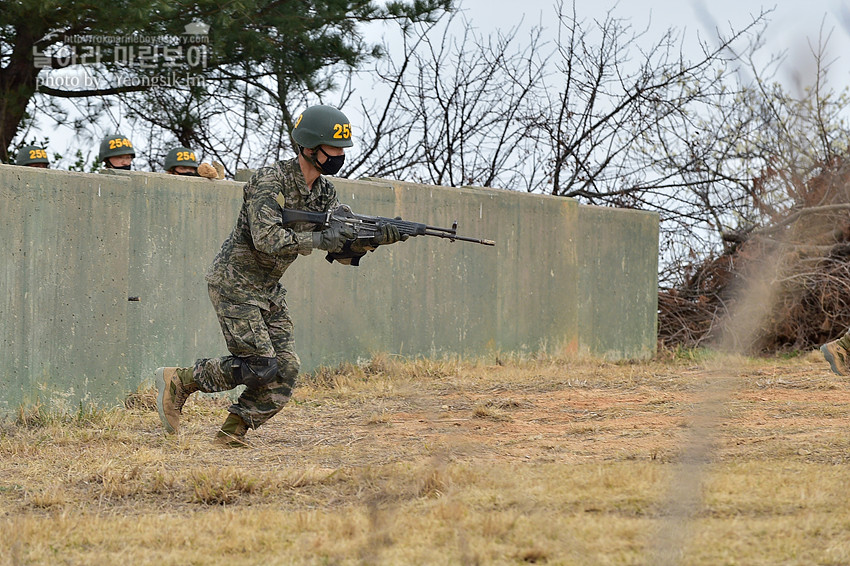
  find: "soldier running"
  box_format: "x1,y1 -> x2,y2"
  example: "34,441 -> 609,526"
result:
155,105 -> 407,447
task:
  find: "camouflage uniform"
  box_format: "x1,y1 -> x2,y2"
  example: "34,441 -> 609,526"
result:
193,157 -> 338,428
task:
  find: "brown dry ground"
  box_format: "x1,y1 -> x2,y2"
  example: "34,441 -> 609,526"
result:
2,351 -> 850,565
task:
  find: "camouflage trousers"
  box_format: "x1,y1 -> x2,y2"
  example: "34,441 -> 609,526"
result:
192,285 -> 299,429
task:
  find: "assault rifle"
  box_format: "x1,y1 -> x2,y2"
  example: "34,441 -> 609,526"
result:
282,204 -> 495,265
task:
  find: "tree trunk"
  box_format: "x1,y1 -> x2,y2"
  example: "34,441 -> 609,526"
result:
0,26 -> 40,162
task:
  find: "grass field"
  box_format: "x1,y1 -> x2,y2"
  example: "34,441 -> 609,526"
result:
2,350 -> 850,565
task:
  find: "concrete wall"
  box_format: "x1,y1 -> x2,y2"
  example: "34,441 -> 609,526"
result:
0,166 -> 658,416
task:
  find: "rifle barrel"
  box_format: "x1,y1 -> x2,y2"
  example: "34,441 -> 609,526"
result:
453,235 -> 496,246
423,229 -> 495,246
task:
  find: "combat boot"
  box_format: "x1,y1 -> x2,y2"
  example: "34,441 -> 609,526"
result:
155,366 -> 199,433
215,413 -> 250,448
821,338 -> 850,376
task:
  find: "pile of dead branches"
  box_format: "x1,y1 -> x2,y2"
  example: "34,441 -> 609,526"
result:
658,159 -> 850,354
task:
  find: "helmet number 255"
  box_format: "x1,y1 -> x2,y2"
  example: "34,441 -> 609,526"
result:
333,123 -> 351,140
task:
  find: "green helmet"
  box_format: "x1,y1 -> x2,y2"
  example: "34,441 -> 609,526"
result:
15,145 -> 49,166
98,134 -> 135,162
291,105 -> 353,149
164,147 -> 199,171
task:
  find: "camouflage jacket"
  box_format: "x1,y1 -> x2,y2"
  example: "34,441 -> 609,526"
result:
205,157 -> 338,308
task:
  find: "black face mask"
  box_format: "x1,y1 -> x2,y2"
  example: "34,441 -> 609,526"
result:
317,147 -> 345,176
177,171 -> 200,177
109,164 -> 131,170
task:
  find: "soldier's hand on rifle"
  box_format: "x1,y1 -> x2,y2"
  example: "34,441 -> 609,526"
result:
312,222 -> 355,253
371,221 -> 409,246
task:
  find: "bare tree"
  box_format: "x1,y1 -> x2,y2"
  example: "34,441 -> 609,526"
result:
348,11 -> 549,190
348,2 -> 769,274
656,25 -> 850,352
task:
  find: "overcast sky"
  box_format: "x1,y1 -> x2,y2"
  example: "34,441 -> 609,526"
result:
25,0 -> 850,167
454,0 -> 850,90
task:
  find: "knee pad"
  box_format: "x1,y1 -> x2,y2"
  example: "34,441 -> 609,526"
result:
232,356 -> 279,389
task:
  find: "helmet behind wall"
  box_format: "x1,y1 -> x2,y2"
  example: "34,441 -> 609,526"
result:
164,147 -> 199,171
15,145 -> 49,166
98,134 -> 136,162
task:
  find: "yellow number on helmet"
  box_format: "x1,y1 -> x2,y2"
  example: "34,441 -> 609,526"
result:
333,123 -> 351,139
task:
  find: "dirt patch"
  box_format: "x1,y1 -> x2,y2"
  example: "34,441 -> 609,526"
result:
247,351 -> 843,468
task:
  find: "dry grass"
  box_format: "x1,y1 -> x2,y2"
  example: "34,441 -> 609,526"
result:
2,351 -> 850,565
